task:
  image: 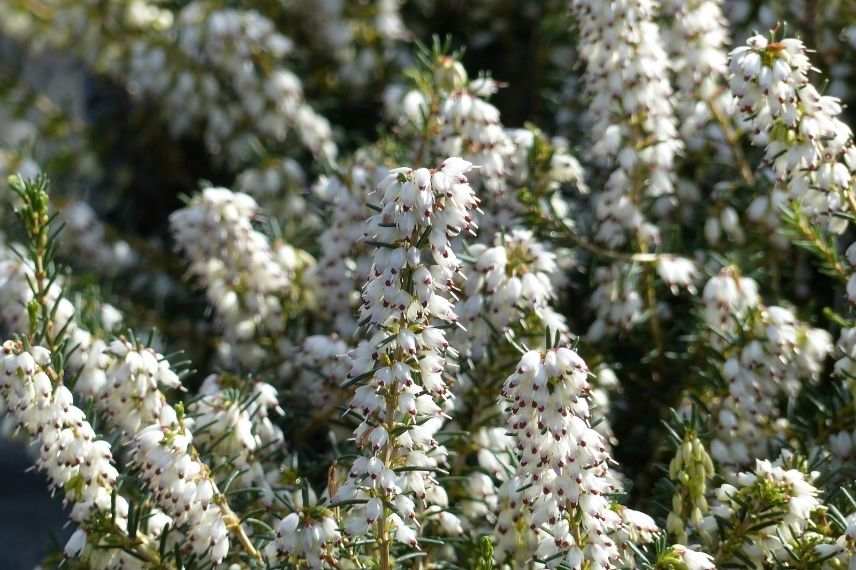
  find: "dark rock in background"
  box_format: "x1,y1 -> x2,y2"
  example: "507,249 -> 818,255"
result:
0,439 -> 70,569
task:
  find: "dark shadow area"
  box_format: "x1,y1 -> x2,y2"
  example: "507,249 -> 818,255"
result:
0,439 -> 70,569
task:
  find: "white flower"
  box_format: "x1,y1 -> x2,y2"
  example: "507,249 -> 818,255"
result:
587,264 -> 644,341
705,454 -> 820,565
189,374 -> 284,491
0,340 -> 153,564
312,159 -> 390,336
339,158 -> 477,551
133,406 -> 231,563
89,339 -> 182,438
455,229 -> 566,359
662,0 -> 729,145
266,492 -> 341,569
702,269 -> 832,470
496,346 -> 630,568
656,256 -> 699,294
672,544 -> 716,570
571,0 -> 682,246
729,33 -> 856,230
171,187 -> 315,368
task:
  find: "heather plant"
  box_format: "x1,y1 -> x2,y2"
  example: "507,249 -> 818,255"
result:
2,1 -> 856,569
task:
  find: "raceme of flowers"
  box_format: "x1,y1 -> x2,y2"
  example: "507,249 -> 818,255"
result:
335,157 -> 478,552
498,346 -> 626,568
171,187 -> 316,369
0,337 -> 179,568
702,268 -> 832,469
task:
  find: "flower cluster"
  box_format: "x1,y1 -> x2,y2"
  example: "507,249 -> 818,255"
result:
335,158 -> 478,553
128,4 -> 337,166
134,405 -> 232,563
0,243 -> 117,393
285,334 -> 351,414
78,338 -> 181,437
730,33 -> 856,229
586,264 -> 644,341
702,268 -> 833,469
386,55 -> 588,235
0,341 -> 117,525
171,187 -> 315,368
0,252 -> 75,341
700,454 -> 821,566
0,341 -> 161,566
189,373 -> 284,488
1,2 -> 336,171
312,158 -> 389,336
499,347 -> 623,568
433,68 -> 514,198
659,544 -> 716,570
571,0 -> 682,247
663,0 -> 730,145
266,492 -> 342,569
456,229 -> 566,359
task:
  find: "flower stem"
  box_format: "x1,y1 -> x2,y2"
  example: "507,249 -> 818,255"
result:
706,94 -> 756,187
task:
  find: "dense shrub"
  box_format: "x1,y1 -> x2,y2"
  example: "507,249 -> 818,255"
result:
2,1 -> 856,568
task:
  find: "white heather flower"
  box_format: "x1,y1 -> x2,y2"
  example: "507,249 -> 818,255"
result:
493,476 -> 538,565
729,34 -> 856,229
0,253 -> 75,343
663,0 -> 729,145
312,158 -> 389,336
0,341 -> 118,525
338,158 -> 479,550
0,340 -> 164,569
64,529 -> 87,558
285,334 -> 351,413
586,263 -> 644,341
171,187 -> 315,368
497,346 -> 626,568
571,0 -> 682,246
435,70 -> 515,198
128,5 -> 337,166
189,374 -> 285,488
91,338 -> 181,437
455,229 -> 567,359
703,454 -> 820,565
266,490 -> 341,569
505,129 -> 588,196
670,544 -> 716,570
0,243 -> 124,404
703,269 -> 832,470
0,3 -> 336,167
440,423 -> 515,534
701,267 -> 760,347
134,406 -> 231,563
656,256 -> 700,295
613,505 -> 660,564
435,511 -> 464,535
388,58 -> 555,231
